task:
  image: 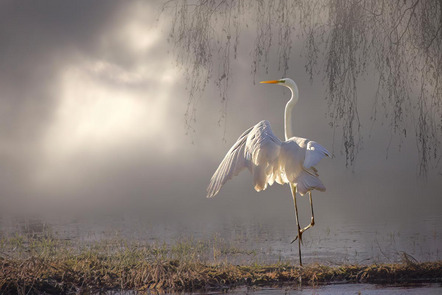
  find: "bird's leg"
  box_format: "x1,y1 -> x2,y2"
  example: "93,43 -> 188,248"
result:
291,191 -> 316,244
289,183 -> 303,266
300,191 -> 315,233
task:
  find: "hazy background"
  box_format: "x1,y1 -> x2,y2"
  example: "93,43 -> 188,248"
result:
0,0 -> 441,262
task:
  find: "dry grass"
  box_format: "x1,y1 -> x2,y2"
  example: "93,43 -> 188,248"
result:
1,235 -> 441,294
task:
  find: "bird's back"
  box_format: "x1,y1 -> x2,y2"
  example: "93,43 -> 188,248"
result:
279,136 -> 328,195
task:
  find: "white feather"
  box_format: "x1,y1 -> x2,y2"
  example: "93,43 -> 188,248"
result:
304,141 -> 330,169
207,120 -> 328,198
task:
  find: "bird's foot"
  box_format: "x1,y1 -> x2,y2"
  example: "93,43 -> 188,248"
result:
291,229 -> 304,244
291,219 -> 315,244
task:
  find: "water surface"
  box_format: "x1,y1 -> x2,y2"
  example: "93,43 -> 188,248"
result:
1,212 -> 440,265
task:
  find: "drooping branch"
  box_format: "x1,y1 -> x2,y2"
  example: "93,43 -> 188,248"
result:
160,0 -> 442,174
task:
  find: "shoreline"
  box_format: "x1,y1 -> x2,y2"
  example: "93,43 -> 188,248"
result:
1,236 -> 441,294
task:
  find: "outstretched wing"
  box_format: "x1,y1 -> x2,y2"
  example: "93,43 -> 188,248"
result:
207,120 -> 281,198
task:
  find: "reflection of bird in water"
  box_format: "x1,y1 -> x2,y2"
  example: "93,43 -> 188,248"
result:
207,78 -> 330,266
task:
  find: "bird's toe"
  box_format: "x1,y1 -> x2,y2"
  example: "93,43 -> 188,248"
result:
290,230 -> 304,244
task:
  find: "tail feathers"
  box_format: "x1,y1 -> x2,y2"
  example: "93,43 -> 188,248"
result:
295,170 -> 326,195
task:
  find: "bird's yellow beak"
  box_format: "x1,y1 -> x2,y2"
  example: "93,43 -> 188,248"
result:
260,80 -> 281,84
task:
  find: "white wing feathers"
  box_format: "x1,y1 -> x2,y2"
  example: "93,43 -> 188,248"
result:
304,141 -> 330,169
207,120 -> 329,198
207,121 -> 280,198
244,121 -> 282,192
206,125 -> 253,198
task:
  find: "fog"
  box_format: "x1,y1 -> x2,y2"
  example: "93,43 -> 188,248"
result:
0,1 -> 441,256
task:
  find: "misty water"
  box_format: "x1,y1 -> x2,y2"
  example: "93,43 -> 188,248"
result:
1,213 -> 440,265
1,210 -> 441,294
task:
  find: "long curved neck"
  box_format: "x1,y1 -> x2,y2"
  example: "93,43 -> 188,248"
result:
284,83 -> 299,140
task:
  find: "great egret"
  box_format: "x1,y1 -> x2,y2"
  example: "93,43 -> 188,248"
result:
206,78 -> 330,266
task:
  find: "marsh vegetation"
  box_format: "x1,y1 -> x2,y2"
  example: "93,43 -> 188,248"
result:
1,229 -> 441,294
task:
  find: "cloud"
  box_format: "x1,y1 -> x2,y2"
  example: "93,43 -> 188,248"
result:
0,1 -> 191,213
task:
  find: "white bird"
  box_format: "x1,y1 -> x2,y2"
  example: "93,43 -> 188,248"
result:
206,78 -> 330,266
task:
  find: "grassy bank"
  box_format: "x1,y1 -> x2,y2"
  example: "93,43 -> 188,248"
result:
1,235 -> 441,294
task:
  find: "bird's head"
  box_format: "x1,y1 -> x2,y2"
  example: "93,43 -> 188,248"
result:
260,78 -> 298,98
260,78 -> 296,89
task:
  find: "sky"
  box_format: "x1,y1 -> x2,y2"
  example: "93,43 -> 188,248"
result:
1,0 -> 441,239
